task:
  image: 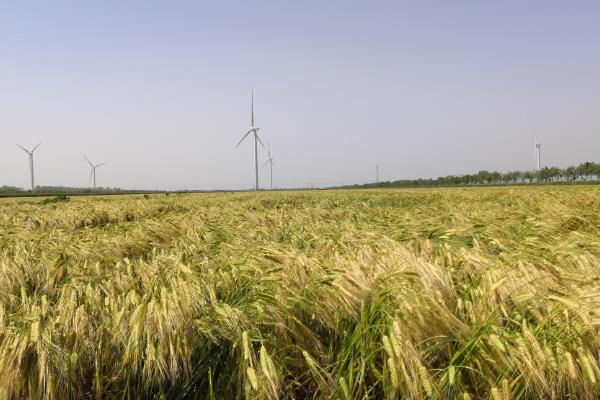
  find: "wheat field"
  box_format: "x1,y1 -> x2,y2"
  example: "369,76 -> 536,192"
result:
1,187 -> 600,399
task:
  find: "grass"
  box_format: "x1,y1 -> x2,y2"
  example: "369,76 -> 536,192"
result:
0,186 -> 599,399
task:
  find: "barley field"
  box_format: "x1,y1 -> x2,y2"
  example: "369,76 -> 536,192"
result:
1,187 -> 600,399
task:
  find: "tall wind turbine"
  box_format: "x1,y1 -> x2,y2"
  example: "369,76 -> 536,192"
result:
534,138 -> 542,171
262,142 -> 275,190
84,156 -> 106,189
17,143 -> 41,191
376,164 -> 380,183
236,90 -> 265,191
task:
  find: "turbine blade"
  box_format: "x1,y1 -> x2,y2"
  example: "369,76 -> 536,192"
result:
236,129 -> 253,148
96,163 -> 107,168
31,142 -> 41,152
84,155 -> 94,167
261,159 -> 269,169
256,133 -> 265,148
17,144 -> 29,153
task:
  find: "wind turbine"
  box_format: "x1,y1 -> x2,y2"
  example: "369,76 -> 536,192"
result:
534,138 -> 542,171
376,164 -> 379,183
17,143 -> 41,191
261,142 -> 275,190
236,90 -> 265,191
84,156 -> 106,189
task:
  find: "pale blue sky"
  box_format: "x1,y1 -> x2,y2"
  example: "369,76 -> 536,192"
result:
1,1 -> 599,190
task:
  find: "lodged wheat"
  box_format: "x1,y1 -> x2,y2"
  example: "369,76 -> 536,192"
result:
0,187 -> 599,398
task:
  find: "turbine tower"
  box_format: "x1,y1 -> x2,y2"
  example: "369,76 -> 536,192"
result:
376,164 -> 379,183
84,156 -> 106,189
535,138 -> 542,171
17,143 -> 41,191
262,142 -> 275,190
236,90 -> 265,190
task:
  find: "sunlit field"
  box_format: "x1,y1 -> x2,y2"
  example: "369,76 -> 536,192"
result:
1,187 -> 600,399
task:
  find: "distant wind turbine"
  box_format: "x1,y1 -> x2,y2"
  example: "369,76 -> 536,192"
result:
236,90 -> 265,191
376,164 -> 379,183
17,143 -> 41,191
534,138 -> 542,171
261,142 -> 275,190
84,156 -> 106,189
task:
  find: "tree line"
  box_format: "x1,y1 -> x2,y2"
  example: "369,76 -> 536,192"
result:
0,185 -> 126,194
0,186 -> 137,198
2,161 -> 599,194
344,161 -> 600,189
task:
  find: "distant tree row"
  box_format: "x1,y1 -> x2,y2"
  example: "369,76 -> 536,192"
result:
34,186 -> 125,194
0,186 -> 24,193
0,185 -> 130,196
344,161 -> 600,189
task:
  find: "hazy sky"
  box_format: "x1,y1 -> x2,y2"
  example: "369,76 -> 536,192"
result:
1,1 -> 599,190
